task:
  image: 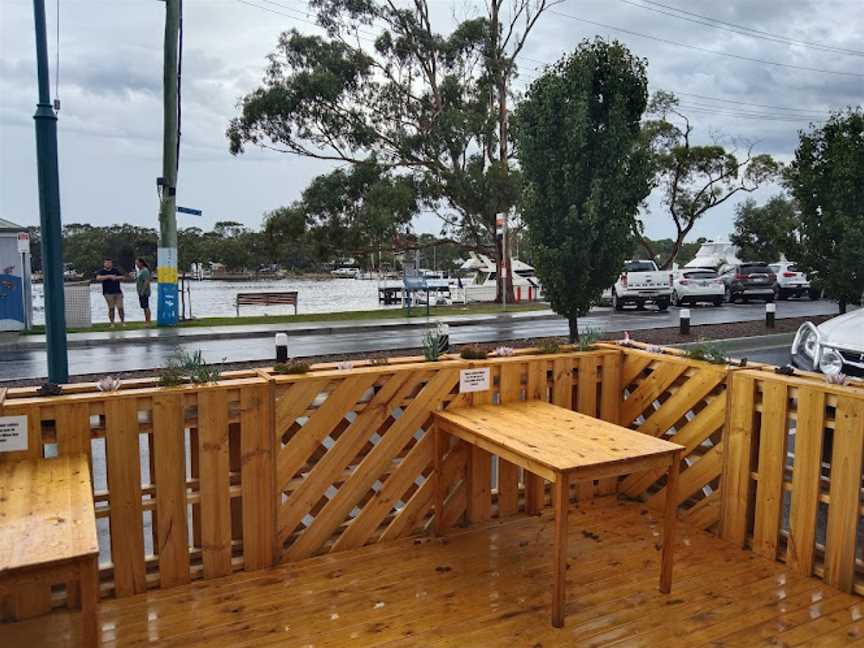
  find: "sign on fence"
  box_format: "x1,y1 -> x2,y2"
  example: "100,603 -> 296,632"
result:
0,415 -> 27,452
459,368 -> 490,393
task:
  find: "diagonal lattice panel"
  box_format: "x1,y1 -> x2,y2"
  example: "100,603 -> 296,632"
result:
281,368 -> 460,561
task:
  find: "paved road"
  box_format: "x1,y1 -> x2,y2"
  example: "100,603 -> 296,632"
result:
0,299 -> 837,381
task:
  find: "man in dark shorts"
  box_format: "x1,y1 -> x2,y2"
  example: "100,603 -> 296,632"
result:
96,258 -> 125,326
135,258 -> 152,325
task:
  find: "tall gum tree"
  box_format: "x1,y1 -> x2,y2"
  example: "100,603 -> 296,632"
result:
227,0 -> 561,302
639,91 -> 780,268
515,38 -> 653,341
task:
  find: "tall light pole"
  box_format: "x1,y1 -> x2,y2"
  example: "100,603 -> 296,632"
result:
157,0 -> 180,326
32,0 -> 68,383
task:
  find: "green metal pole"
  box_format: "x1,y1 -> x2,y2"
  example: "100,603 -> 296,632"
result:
32,0 -> 68,383
157,0 -> 180,326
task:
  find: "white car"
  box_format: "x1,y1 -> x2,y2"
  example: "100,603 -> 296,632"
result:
610,260 -> 673,311
769,261 -> 818,300
791,309 -> 864,377
671,268 -> 724,307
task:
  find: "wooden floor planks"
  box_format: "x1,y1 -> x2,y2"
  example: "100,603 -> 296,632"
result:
2,497 -> 860,648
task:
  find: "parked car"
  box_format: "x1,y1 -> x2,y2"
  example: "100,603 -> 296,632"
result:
719,262 -> 775,303
610,260 -> 673,311
671,268 -> 724,306
768,261 -> 819,300
791,309 -> 864,377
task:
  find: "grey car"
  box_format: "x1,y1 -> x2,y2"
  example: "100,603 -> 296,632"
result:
720,262 -> 776,303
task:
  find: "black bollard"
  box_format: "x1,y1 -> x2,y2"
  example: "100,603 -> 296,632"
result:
679,308 -> 691,335
766,302 -> 776,329
275,332 -> 288,363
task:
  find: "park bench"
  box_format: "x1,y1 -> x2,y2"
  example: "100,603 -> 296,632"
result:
0,454 -> 99,647
235,291 -> 298,316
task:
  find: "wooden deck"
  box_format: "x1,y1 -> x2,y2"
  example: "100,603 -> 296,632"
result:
3,497 -> 862,647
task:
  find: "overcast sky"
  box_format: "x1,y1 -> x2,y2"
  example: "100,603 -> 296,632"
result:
1,0 -> 861,243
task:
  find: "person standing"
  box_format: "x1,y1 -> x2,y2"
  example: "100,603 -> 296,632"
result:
135,258 -> 153,325
95,258 -> 125,327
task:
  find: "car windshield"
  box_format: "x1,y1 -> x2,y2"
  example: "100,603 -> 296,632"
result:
741,264 -> 770,274
683,271 -> 717,279
625,261 -> 656,272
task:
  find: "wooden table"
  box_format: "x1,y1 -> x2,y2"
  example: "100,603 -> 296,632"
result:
0,455 -> 100,646
432,400 -> 683,628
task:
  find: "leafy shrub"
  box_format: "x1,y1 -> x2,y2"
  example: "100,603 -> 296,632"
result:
422,327 -> 443,362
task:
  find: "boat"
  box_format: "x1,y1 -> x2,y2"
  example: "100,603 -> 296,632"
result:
684,241 -> 741,271
450,253 -> 542,303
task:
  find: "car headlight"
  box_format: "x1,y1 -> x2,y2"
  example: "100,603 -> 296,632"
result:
792,323 -> 819,359
819,347 -> 844,375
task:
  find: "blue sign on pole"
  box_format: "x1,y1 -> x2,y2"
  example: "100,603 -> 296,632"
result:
177,206 -> 202,216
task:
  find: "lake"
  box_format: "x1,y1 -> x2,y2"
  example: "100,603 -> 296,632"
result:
31,278 -> 402,325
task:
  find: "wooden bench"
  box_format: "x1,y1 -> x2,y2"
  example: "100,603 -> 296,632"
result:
0,455 -> 99,646
235,291 -> 298,316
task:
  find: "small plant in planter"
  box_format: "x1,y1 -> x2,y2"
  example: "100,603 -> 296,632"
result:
158,348 -> 223,387
825,372 -> 848,386
273,359 -> 311,375
682,340 -> 728,365
369,356 -> 390,366
575,328 -> 604,351
336,361 -> 354,371
536,339 -> 561,355
96,376 -> 122,392
494,346 -> 515,357
459,344 -> 488,360
37,382 -> 63,396
422,327 -> 444,362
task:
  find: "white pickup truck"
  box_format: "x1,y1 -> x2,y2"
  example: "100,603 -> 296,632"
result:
610,260 -> 673,311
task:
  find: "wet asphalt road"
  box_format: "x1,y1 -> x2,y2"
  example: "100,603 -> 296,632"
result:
0,299 -> 837,381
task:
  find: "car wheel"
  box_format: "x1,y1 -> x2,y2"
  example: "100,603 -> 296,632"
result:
656,299 -> 669,312
712,297 -> 722,307
612,291 -> 623,312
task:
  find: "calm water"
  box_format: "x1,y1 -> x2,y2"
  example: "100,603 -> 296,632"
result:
31,278 -> 401,324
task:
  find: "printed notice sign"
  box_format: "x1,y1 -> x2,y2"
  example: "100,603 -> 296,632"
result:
0,415 -> 27,452
459,368 -> 490,393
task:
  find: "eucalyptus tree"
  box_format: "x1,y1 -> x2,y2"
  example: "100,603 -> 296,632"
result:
227,0 -> 561,302
639,91 -> 780,268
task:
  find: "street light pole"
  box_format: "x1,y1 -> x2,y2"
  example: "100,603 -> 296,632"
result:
32,0 -> 68,383
157,0 -> 180,326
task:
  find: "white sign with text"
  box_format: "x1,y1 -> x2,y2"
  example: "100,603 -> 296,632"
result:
459,368 -> 490,393
0,415 -> 28,452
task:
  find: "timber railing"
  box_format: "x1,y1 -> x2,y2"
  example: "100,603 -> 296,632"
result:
1,343 -> 861,622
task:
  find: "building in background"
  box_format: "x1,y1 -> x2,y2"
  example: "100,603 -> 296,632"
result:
0,218 -> 33,331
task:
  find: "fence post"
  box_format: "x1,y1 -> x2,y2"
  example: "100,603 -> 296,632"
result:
720,371 -> 757,547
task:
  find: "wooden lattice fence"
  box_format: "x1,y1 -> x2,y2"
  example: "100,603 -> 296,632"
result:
2,343 -> 862,623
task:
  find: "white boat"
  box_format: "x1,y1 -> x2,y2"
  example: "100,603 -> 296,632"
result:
450,253 -> 542,303
684,241 -> 742,271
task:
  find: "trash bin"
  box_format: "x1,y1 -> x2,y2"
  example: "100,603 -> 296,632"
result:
64,282 -> 92,329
